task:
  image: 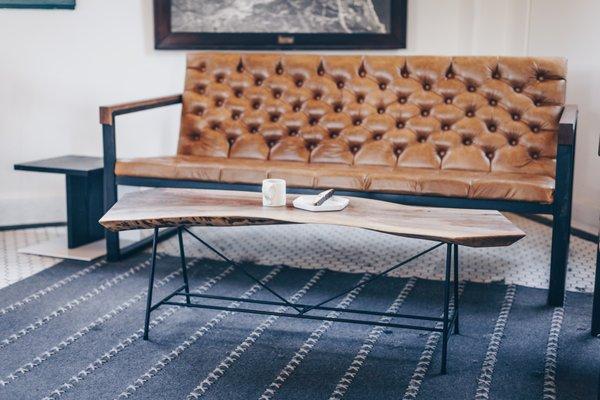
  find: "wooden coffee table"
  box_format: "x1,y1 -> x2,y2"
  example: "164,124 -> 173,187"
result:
100,188 -> 525,374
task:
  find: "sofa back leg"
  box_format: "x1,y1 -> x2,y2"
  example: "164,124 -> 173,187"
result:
547,143 -> 575,306
103,123 -> 120,262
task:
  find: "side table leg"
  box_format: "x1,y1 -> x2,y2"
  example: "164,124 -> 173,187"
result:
178,226 -> 191,305
453,244 -> 460,335
143,228 -> 159,341
65,173 -> 104,248
441,243 -> 452,374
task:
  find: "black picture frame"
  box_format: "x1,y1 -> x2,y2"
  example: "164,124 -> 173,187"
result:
0,0 -> 74,8
154,0 -> 407,50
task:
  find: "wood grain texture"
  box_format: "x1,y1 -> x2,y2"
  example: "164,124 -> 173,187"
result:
99,94 -> 182,125
99,189 -> 525,247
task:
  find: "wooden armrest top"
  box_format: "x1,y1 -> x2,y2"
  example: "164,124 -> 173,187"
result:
99,94 -> 182,125
558,104 -> 578,145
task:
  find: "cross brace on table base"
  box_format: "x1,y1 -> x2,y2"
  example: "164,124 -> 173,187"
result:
142,226 -> 461,374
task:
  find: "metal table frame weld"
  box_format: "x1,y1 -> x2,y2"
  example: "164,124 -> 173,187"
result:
143,226 -> 461,374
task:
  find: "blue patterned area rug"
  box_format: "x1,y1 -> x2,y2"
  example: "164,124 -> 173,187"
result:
0,253 -> 597,400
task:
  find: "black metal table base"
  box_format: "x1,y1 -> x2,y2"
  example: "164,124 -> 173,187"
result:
142,226 -> 461,374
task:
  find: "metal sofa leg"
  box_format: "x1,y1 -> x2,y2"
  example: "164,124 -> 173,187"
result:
548,210 -> 571,306
103,123 -> 120,262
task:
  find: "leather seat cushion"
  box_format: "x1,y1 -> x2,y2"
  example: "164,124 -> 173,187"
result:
115,156 -> 554,203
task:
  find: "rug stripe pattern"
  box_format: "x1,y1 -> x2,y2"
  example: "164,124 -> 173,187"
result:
0,253 -> 597,400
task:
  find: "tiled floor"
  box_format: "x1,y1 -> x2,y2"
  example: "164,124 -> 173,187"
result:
1,214 -> 596,293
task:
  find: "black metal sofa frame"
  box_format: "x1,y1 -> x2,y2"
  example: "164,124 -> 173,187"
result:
100,95 -> 578,307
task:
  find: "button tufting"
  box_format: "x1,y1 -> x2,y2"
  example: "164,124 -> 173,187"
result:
531,151 -> 540,159
463,138 -> 472,146
255,78 -> 263,86
337,81 -> 344,89
309,118 -> 318,126
252,102 -> 260,110
438,150 -> 446,157
357,95 -> 365,104
215,99 -> 223,107
359,70 -> 366,78
378,107 -> 385,114
289,129 -> 298,136
268,141 -> 276,148
486,152 -> 495,159
216,75 -> 224,83
514,86 -> 522,93
488,124 -> 497,132
293,104 -> 301,112
197,108 -> 204,116
330,132 -> 338,138
531,126 -> 540,133
353,119 -> 362,126
199,65 -> 206,72
235,90 -> 243,98
250,127 -> 258,133
314,93 -> 321,100
308,142 -> 317,150
466,110 -> 474,117
190,133 -> 200,140
374,134 -> 382,140
231,112 -> 239,120
418,137 -> 426,143
396,121 -> 404,128
276,66 -> 284,75
273,91 -> 281,99
509,138 -> 518,146
394,146 -> 403,155
399,97 -> 407,104
334,105 -> 343,113
442,124 -> 450,131
537,73 -> 545,81
421,109 -> 429,117
211,123 -> 220,130
489,99 -> 497,106
445,97 -> 452,104
351,145 -> 360,153
493,72 -> 501,79
512,113 -> 520,121
271,115 -> 280,122
423,83 -> 431,91
228,137 -> 235,145
197,86 -> 206,94
379,83 -> 387,90
296,80 -> 303,87
468,85 -> 476,92
317,68 -> 325,76
237,64 -> 244,73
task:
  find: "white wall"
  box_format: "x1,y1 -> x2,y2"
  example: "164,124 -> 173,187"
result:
0,0 -> 598,232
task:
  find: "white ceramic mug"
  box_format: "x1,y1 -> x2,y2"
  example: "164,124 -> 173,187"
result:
262,179 -> 286,207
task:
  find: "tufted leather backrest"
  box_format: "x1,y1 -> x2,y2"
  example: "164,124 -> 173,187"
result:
179,53 -> 566,178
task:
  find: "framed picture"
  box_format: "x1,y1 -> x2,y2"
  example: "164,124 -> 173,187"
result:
154,0 -> 407,50
0,0 -> 74,8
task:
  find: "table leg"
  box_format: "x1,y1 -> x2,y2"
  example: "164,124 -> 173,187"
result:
143,228 -> 159,341
441,243 -> 452,374
453,243 -> 460,335
178,226 -> 191,305
65,173 -> 104,248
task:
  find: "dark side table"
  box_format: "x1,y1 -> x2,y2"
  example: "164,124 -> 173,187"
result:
14,155 -> 105,260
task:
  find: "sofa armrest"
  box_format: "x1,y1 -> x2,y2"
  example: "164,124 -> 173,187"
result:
99,94 -> 182,126
558,104 -> 578,146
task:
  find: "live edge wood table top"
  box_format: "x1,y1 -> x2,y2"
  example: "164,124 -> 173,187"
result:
99,188 -> 525,248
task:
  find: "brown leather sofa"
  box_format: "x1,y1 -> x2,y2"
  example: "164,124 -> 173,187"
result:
100,53 -> 578,306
